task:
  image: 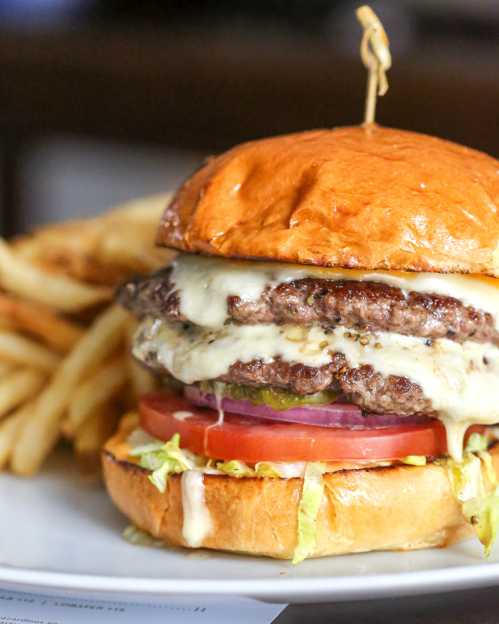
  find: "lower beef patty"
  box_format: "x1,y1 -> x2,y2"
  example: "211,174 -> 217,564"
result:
119,271 -> 499,346
141,349 -> 432,416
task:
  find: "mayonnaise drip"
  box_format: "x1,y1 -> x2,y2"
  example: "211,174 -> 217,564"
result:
181,471 -> 212,548
169,253 -> 499,330
202,382 -> 225,455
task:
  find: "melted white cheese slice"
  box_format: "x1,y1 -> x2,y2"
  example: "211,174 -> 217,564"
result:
170,253 -> 499,330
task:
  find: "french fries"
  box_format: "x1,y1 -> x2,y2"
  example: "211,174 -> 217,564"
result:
14,194 -> 173,285
0,332 -> 60,372
125,319 -> 158,401
0,401 -> 35,469
74,403 -> 120,473
128,358 -> 158,400
0,362 -> 14,376
0,195 -> 174,477
0,239 -> 112,312
0,370 -> 44,418
12,306 -> 128,475
0,294 -> 83,352
68,357 -> 127,433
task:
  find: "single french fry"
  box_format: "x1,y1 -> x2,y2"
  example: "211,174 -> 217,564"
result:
99,228 -> 172,274
128,357 -> 157,400
60,417 -> 73,440
0,317 -> 14,331
0,331 -> 60,372
68,357 -> 127,433
0,369 -> 44,418
74,403 -> 119,473
0,361 -> 14,377
0,293 -> 83,352
0,400 -> 35,469
0,239 -> 111,312
11,305 -> 128,475
124,319 -> 157,401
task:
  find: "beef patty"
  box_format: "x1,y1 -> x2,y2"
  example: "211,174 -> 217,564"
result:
119,270 -> 499,346
138,347 -> 433,416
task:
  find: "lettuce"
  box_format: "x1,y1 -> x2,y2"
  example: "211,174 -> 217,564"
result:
466,432 -> 489,454
463,486 -> 499,556
479,450 -> 497,487
216,460 -> 294,478
292,463 -> 326,564
401,455 -> 427,466
254,462 -> 285,478
216,460 -> 255,478
130,433 -> 200,493
446,436 -> 499,556
122,525 -> 165,549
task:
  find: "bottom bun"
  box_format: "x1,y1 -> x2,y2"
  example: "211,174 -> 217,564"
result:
102,419 -> 499,560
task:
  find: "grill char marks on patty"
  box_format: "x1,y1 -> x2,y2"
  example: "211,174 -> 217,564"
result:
139,348 -> 433,417
119,271 -> 499,346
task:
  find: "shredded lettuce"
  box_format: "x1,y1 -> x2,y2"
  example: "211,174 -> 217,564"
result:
292,463 -> 326,564
446,435 -> 499,556
216,460 -> 296,479
463,486 -> 499,556
254,462 -> 285,478
401,455 -> 427,466
479,451 -> 497,487
448,453 -> 485,502
130,433 -> 201,493
217,460 -> 255,478
122,525 -> 165,549
466,432 -> 489,454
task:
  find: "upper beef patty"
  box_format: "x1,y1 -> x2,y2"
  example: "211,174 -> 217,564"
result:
119,270 -> 499,346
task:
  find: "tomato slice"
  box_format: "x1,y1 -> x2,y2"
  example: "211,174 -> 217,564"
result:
138,391 -> 478,463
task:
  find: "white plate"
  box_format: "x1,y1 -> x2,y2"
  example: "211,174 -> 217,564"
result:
2,450 -> 499,604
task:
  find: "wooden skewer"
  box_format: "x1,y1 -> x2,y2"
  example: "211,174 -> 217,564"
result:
356,5 -> 392,125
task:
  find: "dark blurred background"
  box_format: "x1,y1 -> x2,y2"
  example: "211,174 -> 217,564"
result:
1,0 -> 498,235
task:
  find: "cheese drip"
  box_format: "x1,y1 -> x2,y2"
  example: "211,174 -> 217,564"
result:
134,318 -> 499,460
169,253 -> 499,330
181,471 -> 212,548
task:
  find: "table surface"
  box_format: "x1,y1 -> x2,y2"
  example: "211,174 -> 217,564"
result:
277,586 -> 499,623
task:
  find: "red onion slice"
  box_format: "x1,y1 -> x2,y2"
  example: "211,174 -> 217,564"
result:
184,385 -> 431,430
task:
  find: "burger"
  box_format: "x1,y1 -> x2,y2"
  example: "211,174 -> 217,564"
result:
103,125 -> 499,562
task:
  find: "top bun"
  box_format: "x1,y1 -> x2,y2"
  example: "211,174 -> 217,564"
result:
157,125 -> 499,276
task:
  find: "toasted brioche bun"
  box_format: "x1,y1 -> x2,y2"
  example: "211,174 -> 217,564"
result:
102,418 -> 499,559
157,125 -> 499,276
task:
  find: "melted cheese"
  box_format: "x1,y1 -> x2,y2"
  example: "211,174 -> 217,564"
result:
180,471 -> 212,548
170,253 -> 499,330
135,319 -> 334,382
135,317 -> 499,460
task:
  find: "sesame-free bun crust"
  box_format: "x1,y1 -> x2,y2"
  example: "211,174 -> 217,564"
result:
157,125 -> 499,276
102,419 -> 499,560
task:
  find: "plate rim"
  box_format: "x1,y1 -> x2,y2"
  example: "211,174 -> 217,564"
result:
2,561 -> 499,601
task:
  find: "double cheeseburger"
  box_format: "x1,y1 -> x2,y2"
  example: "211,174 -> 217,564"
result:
103,125 -> 499,562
